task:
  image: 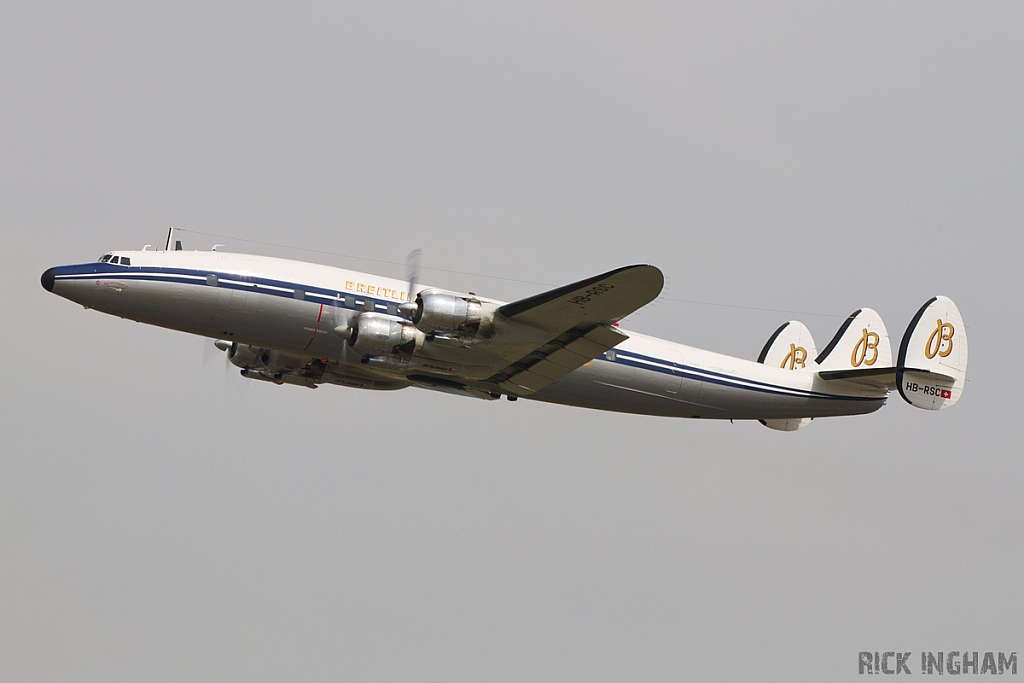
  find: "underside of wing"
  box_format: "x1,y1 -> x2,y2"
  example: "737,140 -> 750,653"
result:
483,264 -> 663,396
492,323 -> 627,396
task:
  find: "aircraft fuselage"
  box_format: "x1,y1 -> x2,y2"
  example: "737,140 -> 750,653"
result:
42,250 -> 887,422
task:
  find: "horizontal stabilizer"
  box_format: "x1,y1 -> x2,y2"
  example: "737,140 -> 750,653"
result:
897,296 -> 968,410
816,366 -> 898,396
817,366 -> 897,382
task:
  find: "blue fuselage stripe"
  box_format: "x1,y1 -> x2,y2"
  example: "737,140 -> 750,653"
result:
52,264 -> 396,312
605,356 -> 875,402
608,349 -> 874,401
55,263 -> 881,404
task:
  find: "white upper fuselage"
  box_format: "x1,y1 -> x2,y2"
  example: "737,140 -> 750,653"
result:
42,249 -> 887,421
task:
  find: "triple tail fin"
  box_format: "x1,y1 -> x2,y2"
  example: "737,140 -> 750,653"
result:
756,301 -> 964,427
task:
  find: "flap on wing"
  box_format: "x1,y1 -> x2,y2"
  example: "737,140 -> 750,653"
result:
493,323 -> 627,396
498,265 -> 663,334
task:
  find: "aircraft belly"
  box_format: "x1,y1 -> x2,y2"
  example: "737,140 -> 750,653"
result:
529,360 -> 710,418
529,357 -> 886,420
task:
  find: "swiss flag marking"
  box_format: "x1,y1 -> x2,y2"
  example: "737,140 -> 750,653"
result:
940,389 -> 952,399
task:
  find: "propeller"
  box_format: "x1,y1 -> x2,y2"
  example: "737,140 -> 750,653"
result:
207,338 -> 249,399
399,248 -> 421,320
201,336 -> 221,368
331,297 -> 352,340
329,297 -> 355,370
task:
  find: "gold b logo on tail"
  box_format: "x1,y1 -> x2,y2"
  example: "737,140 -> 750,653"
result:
780,343 -> 807,370
925,319 -> 955,359
851,328 -> 879,367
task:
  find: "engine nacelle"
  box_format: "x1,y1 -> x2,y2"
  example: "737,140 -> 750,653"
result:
412,291 -> 483,335
228,343 -> 269,369
349,312 -> 423,357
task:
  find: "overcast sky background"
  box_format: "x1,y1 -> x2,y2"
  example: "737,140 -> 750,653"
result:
2,3 -> 1022,681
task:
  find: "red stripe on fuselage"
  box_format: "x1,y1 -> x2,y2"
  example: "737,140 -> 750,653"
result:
303,304 -> 324,351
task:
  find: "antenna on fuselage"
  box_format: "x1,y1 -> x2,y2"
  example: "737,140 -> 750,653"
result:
164,227 -> 174,251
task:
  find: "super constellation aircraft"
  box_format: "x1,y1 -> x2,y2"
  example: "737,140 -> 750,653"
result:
41,232 -> 968,430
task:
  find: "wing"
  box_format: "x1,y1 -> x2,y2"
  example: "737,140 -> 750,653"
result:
492,323 -> 629,396
487,264 -> 664,396
497,264 -> 663,332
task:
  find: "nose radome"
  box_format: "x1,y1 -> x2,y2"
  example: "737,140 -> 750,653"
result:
41,268 -> 56,292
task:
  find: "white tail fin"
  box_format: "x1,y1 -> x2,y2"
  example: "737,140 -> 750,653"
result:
814,308 -> 892,371
757,321 -> 818,431
757,320 -> 818,371
897,296 -> 968,410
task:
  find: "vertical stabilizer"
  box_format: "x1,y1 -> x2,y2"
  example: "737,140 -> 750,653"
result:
897,296 -> 968,410
757,321 -> 818,431
757,320 -> 819,370
814,308 -> 892,372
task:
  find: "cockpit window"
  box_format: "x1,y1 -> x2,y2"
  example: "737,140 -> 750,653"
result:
110,256 -> 120,264
99,254 -> 112,262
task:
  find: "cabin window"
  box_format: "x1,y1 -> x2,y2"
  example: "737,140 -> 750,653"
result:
293,289 -> 305,300
207,274 -> 219,286
120,257 -> 130,266
386,304 -> 398,315
344,295 -> 355,307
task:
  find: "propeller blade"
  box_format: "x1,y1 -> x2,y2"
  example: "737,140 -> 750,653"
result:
406,248 -> 421,296
224,347 -> 247,399
330,298 -> 351,338
401,248 -> 422,319
201,337 -> 222,368
328,300 -> 357,375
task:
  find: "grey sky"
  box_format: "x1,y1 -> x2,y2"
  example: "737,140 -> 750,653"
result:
2,3 -> 1022,681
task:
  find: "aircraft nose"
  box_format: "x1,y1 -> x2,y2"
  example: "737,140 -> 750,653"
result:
41,267 -> 55,292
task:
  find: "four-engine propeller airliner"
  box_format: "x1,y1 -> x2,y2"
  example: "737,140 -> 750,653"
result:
41,233 -> 968,430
